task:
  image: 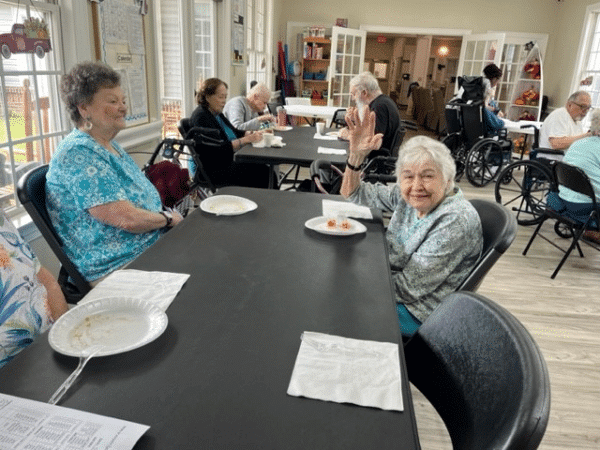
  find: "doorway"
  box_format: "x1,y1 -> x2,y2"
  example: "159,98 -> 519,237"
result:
364,32 -> 463,107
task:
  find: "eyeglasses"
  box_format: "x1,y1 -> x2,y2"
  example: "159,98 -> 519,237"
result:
573,102 -> 593,112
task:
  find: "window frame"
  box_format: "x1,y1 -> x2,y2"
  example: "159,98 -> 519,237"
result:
0,0 -> 67,217
572,1 -> 600,111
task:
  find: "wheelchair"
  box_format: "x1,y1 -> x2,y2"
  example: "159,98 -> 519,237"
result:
441,77 -> 514,187
494,125 -> 563,226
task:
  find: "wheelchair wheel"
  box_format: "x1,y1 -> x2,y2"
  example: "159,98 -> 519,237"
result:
494,160 -> 555,226
465,139 -> 506,187
554,221 -> 574,239
441,134 -> 467,181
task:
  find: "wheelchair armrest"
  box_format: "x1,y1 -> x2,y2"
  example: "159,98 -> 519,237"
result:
186,126 -> 225,146
400,120 -> 418,131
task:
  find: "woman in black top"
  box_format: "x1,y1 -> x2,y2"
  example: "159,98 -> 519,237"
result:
189,78 -> 274,188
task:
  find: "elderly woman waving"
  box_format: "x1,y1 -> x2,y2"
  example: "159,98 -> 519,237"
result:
341,108 -> 483,337
46,61 -> 183,284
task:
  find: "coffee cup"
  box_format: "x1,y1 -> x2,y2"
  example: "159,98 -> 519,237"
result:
263,133 -> 274,147
316,122 -> 325,135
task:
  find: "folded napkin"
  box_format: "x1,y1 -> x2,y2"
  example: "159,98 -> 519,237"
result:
80,269 -> 190,311
313,133 -> 338,140
287,332 -> 403,411
322,199 -> 373,220
318,146 -> 346,155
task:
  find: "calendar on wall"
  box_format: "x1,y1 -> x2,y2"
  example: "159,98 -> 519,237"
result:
92,0 -> 149,127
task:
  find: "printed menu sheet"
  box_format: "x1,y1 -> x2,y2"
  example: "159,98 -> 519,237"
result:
0,394 -> 148,450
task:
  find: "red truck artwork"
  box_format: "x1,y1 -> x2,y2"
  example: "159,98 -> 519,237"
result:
0,19 -> 52,59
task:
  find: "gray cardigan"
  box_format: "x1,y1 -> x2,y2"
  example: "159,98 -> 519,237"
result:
348,183 -> 483,322
223,96 -> 262,131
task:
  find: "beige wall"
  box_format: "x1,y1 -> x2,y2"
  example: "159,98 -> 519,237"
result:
274,0 -> 599,107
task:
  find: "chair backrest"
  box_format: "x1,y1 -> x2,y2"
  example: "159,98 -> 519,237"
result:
404,291 -> 551,450
554,161 -> 597,208
388,127 -> 406,158
460,102 -> 487,147
178,118 -> 192,138
331,109 -> 347,128
16,165 -> 91,298
458,199 -> 517,291
285,97 -> 311,106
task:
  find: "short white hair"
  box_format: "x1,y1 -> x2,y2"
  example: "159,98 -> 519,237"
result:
396,136 -> 456,195
248,82 -> 270,100
590,108 -> 600,134
349,72 -> 381,94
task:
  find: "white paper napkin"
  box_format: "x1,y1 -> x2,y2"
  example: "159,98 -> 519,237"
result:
287,332 -> 403,411
318,146 -> 347,155
313,133 -> 338,140
80,269 -> 190,311
322,199 -> 373,220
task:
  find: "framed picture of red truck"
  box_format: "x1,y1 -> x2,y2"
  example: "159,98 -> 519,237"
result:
0,18 -> 52,59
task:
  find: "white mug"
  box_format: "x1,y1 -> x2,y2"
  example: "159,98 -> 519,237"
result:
316,122 -> 325,135
263,133 -> 274,146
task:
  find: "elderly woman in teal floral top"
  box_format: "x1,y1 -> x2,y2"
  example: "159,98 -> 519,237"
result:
0,211 -> 68,368
46,61 -> 184,283
341,107 -> 483,338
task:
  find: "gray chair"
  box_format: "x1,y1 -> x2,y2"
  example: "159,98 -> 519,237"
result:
458,199 -> 517,291
404,291 -> 551,450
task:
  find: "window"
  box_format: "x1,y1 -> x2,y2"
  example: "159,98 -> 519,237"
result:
157,0 -> 215,139
245,0 -> 272,91
574,3 -> 600,110
0,0 -> 66,214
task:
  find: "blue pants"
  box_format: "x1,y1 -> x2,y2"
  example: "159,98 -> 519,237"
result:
396,303 -> 422,338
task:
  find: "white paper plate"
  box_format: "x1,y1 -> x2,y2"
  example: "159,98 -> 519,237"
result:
304,216 -> 367,236
274,126 -> 292,131
326,131 -> 340,137
200,195 -> 258,216
49,298 -> 168,357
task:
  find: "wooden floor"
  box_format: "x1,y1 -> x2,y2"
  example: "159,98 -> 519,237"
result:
399,119 -> 600,449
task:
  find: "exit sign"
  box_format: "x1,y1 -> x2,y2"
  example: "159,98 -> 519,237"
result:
377,35 -> 387,43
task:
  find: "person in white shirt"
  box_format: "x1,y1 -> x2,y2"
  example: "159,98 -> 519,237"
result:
539,91 -> 592,150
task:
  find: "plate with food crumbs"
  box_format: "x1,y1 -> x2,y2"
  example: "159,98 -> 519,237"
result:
49,298 -> 168,357
304,216 -> 367,236
200,195 -> 258,216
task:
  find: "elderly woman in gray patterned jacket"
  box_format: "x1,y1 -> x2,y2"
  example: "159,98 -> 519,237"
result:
341,107 -> 483,338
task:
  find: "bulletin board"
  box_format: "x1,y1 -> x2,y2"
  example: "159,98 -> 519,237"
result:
91,0 -> 149,127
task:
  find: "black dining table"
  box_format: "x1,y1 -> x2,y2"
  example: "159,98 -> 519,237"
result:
0,187 -> 421,450
235,126 -> 348,188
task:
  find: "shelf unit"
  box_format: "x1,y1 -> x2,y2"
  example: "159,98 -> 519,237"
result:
301,37 -> 330,106
503,43 -> 543,122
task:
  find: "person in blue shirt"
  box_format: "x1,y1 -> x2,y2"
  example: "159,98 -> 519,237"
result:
46,61 -> 184,283
0,210 -> 68,368
555,108 -> 600,243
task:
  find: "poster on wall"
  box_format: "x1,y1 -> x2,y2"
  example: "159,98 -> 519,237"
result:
232,0 -> 245,65
96,0 -> 149,127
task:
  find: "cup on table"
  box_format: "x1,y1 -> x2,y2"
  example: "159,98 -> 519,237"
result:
316,122 -> 325,135
263,133 -> 274,147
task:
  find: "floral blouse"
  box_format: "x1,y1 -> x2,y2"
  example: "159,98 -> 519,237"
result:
0,211 -> 52,369
45,129 -> 165,282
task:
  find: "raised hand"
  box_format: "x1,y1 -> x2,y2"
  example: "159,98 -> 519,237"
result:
345,106 -> 383,160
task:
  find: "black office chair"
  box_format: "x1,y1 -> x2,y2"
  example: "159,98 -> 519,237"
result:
404,291 -> 551,450
458,199 -> 517,291
17,165 -> 91,303
523,161 -> 600,278
331,108 -> 347,128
